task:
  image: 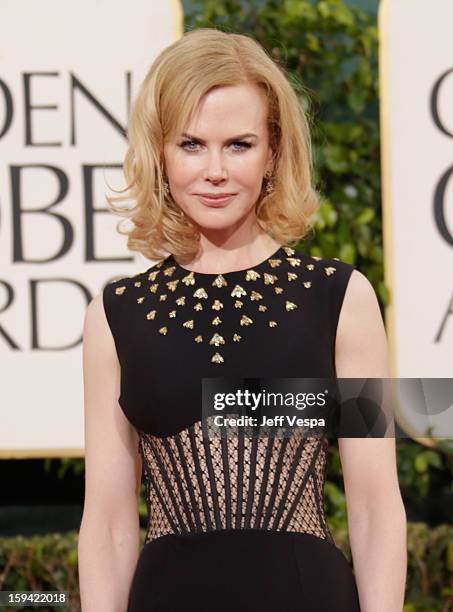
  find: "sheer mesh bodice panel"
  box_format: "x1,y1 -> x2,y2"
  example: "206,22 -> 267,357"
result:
139,419 -> 333,546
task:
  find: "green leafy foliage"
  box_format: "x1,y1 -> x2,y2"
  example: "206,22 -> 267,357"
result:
0,533 -> 80,611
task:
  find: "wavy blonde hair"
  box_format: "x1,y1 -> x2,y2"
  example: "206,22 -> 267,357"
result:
107,27 -> 320,264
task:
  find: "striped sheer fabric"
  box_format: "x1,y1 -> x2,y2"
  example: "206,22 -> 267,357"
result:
138,417 -> 333,545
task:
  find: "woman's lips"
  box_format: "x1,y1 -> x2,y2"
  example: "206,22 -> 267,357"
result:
196,194 -> 236,207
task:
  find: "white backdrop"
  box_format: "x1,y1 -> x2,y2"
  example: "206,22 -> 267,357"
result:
379,0 -> 453,442
0,0 -> 183,457
380,0 -> 453,379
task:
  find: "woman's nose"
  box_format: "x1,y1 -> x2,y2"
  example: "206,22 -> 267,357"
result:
204,152 -> 227,181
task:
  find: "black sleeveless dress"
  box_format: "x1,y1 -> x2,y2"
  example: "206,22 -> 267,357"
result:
102,244 -> 361,612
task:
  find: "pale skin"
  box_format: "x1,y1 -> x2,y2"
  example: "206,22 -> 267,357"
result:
78,83 -> 407,611
78,296 -> 142,612
336,271 -> 407,611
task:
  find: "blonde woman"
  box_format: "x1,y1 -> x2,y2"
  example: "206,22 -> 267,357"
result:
78,28 -> 407,612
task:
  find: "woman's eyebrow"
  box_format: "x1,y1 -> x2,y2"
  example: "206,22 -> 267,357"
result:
180,132 -> 258,142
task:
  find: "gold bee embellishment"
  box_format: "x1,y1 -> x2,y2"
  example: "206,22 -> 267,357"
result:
176,296 -> 186,306
234,300 -> 243,308
211,353 -> 224,364
137,297 -> 145,304
240,315 -> 253,326
146,310 -> 156,320
159,294 -> 167,301
269,321 -> 278,327
283,246 -> 295,256
274,287 -> 284,294
324,266 -> 336,276
264,273 -> 278,285
193,287 -> 208,299
303,281 -> 312,288
312,256 -> 322,261
163,266 -> 176,277
245,270 -> 261,281
286,300 -> 298,311
306,264 -> 315,271
149,283 -> 159,293
195,335 -> 203,343
134,281 -> 142,287
211,300 -> 223,311
250,291 -> 263,301
233,334 -> 241,342
169,310 -> 177,318
212,274 -> 228,288
287,272 -> 298,281
258,305 -> 267,312
182,272 -> 196,286
287,257 -> 301,268
183,319 -> 194,329
231,284 -> 247,298
115,286 -> 126,295
212,316 -> 222,326
166,279 -> 179,292
268,258 -> 282,268
159,326 -> 168,335
194,302 -> 203,311
148,270 -> 160,282
209,333 -> 225,346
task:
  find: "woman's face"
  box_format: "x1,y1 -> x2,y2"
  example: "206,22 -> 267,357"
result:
163,83 -> 274,233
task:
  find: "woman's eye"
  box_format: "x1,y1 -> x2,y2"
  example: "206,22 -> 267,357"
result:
179,140 -> 251,152
231,142 -> 251,151
179,140 -> 198,151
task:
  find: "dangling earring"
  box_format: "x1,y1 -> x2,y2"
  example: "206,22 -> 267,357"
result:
264,170 -> 274,194
162,179 -> 170,197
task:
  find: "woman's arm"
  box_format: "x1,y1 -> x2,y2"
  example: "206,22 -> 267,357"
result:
335,270 -> 407,612
78,293 -> 142,612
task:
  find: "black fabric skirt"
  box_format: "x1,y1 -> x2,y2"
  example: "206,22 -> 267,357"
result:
127,529 -> 361,611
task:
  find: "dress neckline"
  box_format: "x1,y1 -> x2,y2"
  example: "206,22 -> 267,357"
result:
169,243 -> 289,277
